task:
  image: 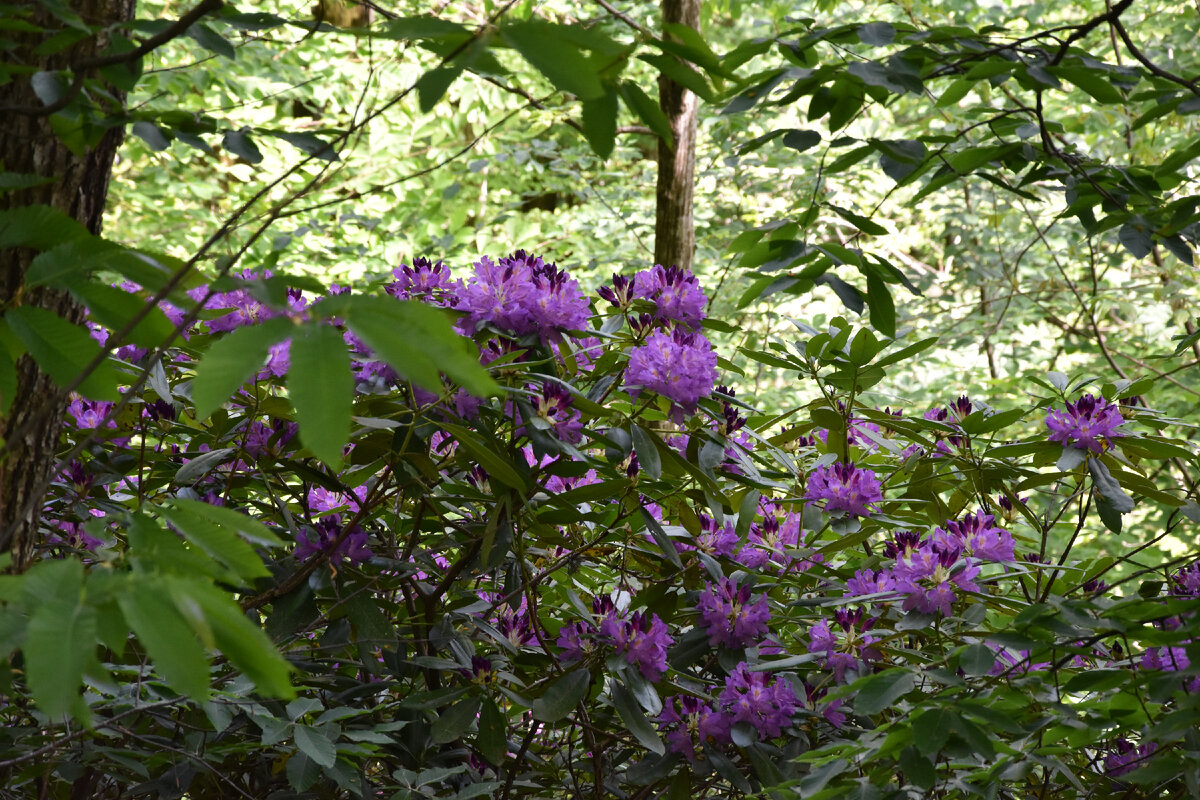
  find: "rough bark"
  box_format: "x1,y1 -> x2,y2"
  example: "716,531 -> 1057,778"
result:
654,0 -> 701,272
0,0 -> 136,569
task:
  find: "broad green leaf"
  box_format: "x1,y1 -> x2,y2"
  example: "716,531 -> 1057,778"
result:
899,746 -> 936,789
288,323 -> 353,469
638,53 -> 716,103
131,120 -> 171,151
70,281 -> 175,349
322,294 -> 498,397
853,668 -> 913,715
641,507 -> 682,570
1056,67 -> 1125,104
503,21 -> 605,100
911,707 -> 955,756
531,669 -> 590,722
611,680 -> 665,755
417,66 -> 463,113
432,696 -> 482,744
294,725 -> 338,767
866,273 -> 895,337
165,496 -> 282,548
187,22 -> 235,59
157,501 -> 271,584
960,643 -> 995,677
475,698 -> 507,764
5,305 -> 120,400
618,81 -> 673,147
173,577 -> 294,698
630,424 -> 662,480
117,577 -> 211,699
580,83 -> 618,159
439,423 -> 528,491
1088,458 -> 1134,512
0,339 -> 15,416
223,128 -> 263,164
191,317 -> 292,420
23,559 -> 94,720
936,77 -> 974,107
271,131 -> 340,161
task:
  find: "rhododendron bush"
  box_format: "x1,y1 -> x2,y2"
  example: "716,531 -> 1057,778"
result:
2,248 -> 1198,799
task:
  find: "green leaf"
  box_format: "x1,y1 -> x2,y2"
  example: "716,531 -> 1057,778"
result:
641,507 -> 682,570
782,128 -> 822,153
223,128 -> 263,164
117,577 -> 211,699
580,83 -> 618,159
0,339 -> 16,416
174,578 -> 294,698
611,680 -> 665,755
323,294 -> 498,397
853,669 -> 913,715
960,643 -> 995,677
157,499 -> 272,584
630,424 -> 662,480
475,698 -> 507,764
1088,458 -> 1134,513
294,724 -> 338,767
936,77 -> 974,107
23,559 -> 93,720
1057,445 -> 1087,472
187,22 -> 236,59
866,274 -> 895,337
191,317 -> 293,420
417,66 -> 463,113
439,423 -> 528,491
531,669 -> 590,722
1063,668 -> 1128,693
638,53 -> 716,103
503,21 -> 605,100
5,305 -> 120,400
271,131 -> 340,162
911,707 -> 955,756
288,323 -> 353,469
70,281 -> 175,349
1056,67 -> 1125,104
618,81 -> 673,147
432,696 -> 482,744
899,746 -> 936,789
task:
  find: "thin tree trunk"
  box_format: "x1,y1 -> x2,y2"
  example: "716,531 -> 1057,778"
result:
0,0 -> 136,569
654,0 -> 700,272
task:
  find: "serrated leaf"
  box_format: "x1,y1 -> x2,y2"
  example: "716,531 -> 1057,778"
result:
532,669 -> 590,722
5,305 -> 120,400
191,317 -> 293,419
24,559 -> 93,720
157,500 -> 272,584
288,323 -> 353,468
504,21 -> 605,100
580,84 -> 618,159
117,577 -> 211,699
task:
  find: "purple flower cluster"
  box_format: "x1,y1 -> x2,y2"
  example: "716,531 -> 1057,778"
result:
657,661 -> 797,760
459,251 -> 589,339
696,578 -> 771,649
559,599 -> 673,682
738,500 -> 822,574
804,461 -> 883,518
1046,393 -> 1127,453
294,516 -> 371,565
385,257 -> 459,305
892,535 -> 981,616
633,264 -> 708,328
529,383 -> 583,444
808,608 -> 881,682
935,510 -> 1016,562
625,328 -> 718,413
1104,739 -> 1158,778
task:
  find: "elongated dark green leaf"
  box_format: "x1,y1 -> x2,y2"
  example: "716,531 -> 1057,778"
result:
188,22 -> 235,59
157,501 -> 271,583
911,707 -> 955,756
166,497 -> 283,548
581,83 -> 618,159
288,323 -> 353,469
271,131 -> 340,161
417,66 -> 463,113
638,53 -> 716,103
504,21 -> 605,100
1089,458 -> 1135,512
960,643 -> 995,677
439,422 -> 528,491
618,81 -> 673,147
476,697 -> 507,764
71,281 -> 175,349
5,306 -> 120,400
532,669 -> 590,722
294,725 -> 337,767
630,424 -> 662,480
432,696 -> 482,744
854,668 -> 913,715
191,317 -> 292,420
131,120 -> 171,151
173,577 -> 294,698
641,507 -> 682,570
24,559 -> 94,720
611,680 -> 665,754
223,128 -> 263,164
0,340 -> 15,416
0,204 -> 89,250
117,577 -> 211,699
322,295 -> 498,396
866,274 -> 895,337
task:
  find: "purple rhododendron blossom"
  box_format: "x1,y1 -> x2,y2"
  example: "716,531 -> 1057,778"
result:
807,608 -> 881,682
625,328 -> 718,413
1104,739 -> 1158,778
67,397 -> 116,430
1171,562 -> 1200,597
804,461 -> 883,518
844,568 -> 898,602
893,540 -> 980,615
294,515 -> 371,565
738,500 -> 822,574
459,251 -> 589,338
718,662 -> 797,739
658,695 -> 730,761
598,610 -> 673,681
529,383 -> 583,444
633,264 -> 707,328
1046,394 -> 1127,453
386,257 -> 459,305
693,514 -> 740,558
935,510 -> 1016,562
557,620 -> 598,663
244,418 -> 299,460
696,578 -> 771,649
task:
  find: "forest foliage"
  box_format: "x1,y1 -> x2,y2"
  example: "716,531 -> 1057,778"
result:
1,0 -> 1200,797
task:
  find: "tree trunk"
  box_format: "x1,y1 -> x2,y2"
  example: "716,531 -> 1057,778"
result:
654,0 -> 701,272
0,0 -> 135,569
